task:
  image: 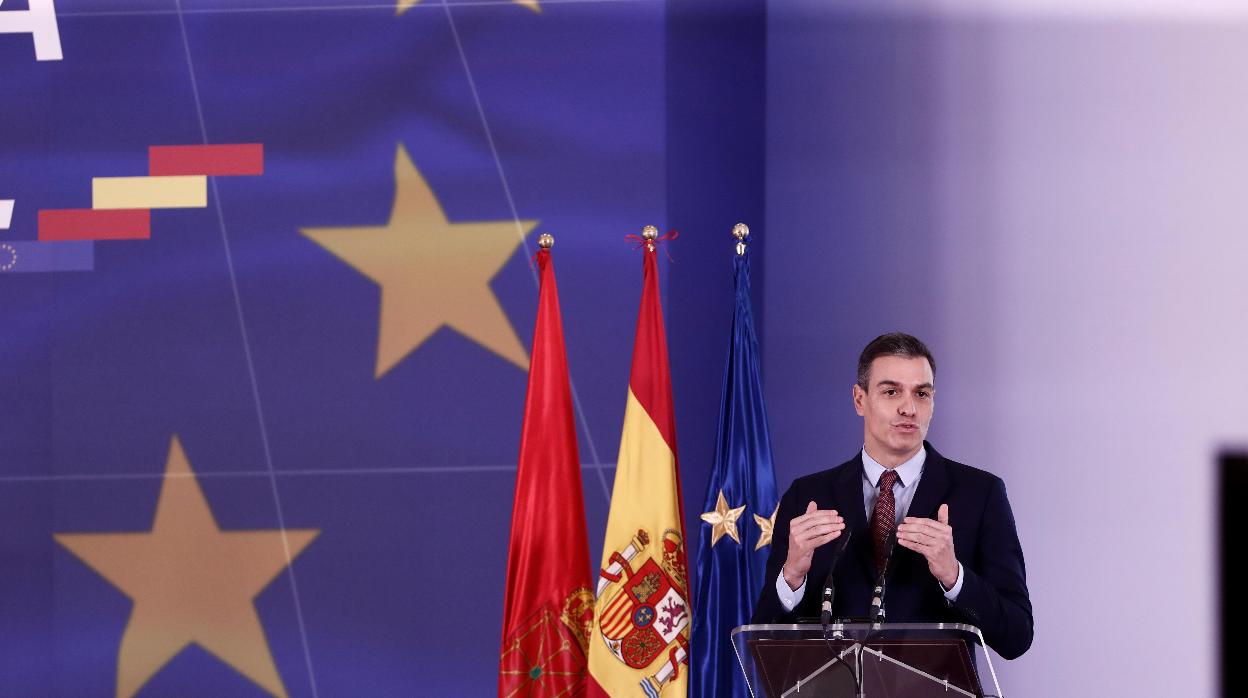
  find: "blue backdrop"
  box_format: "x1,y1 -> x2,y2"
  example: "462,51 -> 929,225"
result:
7,0 -> 1241,696
1,0 -> 760,695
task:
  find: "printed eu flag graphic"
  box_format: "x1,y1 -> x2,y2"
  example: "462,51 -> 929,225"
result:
0,0 -> 665,695
690,241 -> 779,698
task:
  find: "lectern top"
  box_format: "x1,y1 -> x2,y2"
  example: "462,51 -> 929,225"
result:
730,623 -> 1000,698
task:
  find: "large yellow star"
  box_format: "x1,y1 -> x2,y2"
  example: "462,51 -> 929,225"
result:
302,144 -> 534,378
753,504 -> 778,551
700,490 -> 747,547
397,0 -> 540,15
54,437 -> 319,698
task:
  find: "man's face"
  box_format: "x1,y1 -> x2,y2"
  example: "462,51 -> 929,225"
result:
852,355 -> 935,466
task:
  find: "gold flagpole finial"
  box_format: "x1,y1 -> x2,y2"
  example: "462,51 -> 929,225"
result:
538,232 -> 554,249
641,225 -> 658,251
732,223 -> 749,255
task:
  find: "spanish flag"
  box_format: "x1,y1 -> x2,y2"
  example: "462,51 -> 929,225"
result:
588,230 -> 690,698
499,238 -> 595,697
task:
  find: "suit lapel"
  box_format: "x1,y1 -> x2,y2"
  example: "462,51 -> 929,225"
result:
888,443 -> 951,589
907,441 -> 951,520
835,452 -> 868,532
831,454 -> 876,580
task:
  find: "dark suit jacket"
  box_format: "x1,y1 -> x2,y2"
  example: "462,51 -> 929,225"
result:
751,442 -> 1034,660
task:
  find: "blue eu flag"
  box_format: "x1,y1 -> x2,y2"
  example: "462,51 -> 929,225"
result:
691,239 -> 780,698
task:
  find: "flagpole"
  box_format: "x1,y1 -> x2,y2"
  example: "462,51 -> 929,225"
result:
588,224 -> 691,698
499,229 -> 595,698
689,223 -> 780,698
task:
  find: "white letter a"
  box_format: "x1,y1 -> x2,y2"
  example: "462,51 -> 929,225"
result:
0,0 -> 64,62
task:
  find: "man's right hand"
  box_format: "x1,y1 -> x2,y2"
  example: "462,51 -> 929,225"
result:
783,501 -> 846,590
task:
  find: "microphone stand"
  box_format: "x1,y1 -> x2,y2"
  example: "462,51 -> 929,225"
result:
860,528 -> 899,697
818,530 -> 854,687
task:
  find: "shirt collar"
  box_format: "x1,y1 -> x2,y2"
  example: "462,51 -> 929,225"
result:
862,445 -> 926,488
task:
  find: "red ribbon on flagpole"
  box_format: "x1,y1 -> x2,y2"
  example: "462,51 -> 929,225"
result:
624,229 -> 679,262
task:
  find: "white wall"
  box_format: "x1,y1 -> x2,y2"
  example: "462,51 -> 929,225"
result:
766,2 -> 1248,694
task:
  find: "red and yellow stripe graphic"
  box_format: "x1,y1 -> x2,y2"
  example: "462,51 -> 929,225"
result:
2,144 -> 265,274
149,144 -> 264,176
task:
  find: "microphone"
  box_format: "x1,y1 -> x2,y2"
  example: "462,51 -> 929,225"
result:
820,529 -> 853,628
869,527 -> 898,625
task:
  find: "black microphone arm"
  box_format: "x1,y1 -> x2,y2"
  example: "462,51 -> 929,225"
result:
819,529 -> 853,627
869,527 -> 899,625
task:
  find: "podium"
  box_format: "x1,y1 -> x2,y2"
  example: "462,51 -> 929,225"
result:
731,623 -> 1004,697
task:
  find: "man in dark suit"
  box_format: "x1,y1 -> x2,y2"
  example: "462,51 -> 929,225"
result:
751,333 -> 1033,660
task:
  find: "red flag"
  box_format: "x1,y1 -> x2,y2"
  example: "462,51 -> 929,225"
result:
499,245 -> 595,697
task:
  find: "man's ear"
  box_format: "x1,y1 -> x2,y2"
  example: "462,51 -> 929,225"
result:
852,384 -> 866,416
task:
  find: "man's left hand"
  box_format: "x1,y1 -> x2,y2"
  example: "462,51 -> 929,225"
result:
896,503 -> 959,589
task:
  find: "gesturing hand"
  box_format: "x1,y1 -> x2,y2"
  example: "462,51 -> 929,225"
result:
896,503 -> 958,588
782,501 -> 845,590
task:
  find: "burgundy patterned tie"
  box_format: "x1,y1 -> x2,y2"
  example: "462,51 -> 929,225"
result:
872,469 -> 899,576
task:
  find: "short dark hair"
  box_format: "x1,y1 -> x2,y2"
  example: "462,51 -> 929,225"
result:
856,332 -> 936,389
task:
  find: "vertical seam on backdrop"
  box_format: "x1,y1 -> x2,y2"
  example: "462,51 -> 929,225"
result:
438,0 -> 613,505
172,2 -> 321,696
